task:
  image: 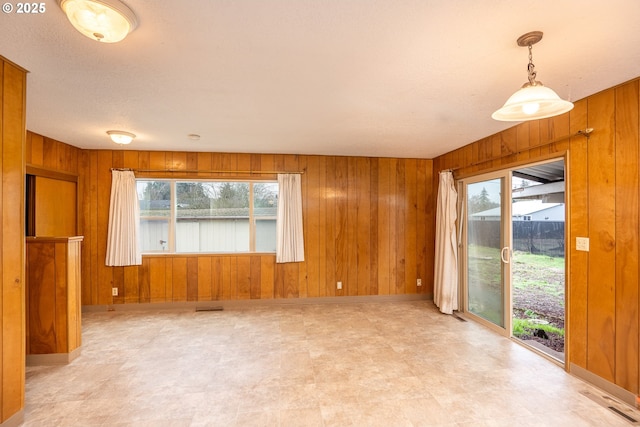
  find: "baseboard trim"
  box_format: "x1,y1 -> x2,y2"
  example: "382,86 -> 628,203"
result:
26,347 -> 81,366
0,409 -> 24,427
83,293 -> 433,313
570,363 -> 638,407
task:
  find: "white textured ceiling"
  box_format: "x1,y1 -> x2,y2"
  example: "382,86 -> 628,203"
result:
2,0 -> 640,158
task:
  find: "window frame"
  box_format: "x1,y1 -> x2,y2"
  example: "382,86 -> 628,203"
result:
137,178 -> 278,255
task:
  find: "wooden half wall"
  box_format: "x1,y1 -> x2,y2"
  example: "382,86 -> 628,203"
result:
25,134 -> 435,307
434,78 -> 640,397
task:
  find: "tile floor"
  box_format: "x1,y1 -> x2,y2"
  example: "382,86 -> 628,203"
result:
24,300 -> 635,426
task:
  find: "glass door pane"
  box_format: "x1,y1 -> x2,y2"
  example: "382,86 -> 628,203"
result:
466,178 -> 505,327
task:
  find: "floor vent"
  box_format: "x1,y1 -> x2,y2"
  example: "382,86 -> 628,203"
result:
195,306 -> 224,312
580,390 -> 640,425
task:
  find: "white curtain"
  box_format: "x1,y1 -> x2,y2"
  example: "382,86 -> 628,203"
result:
105,170 -> 142,266
434,170 -> 458,314
276,173 -> 305,263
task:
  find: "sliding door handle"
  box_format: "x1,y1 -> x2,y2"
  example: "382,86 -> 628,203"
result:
501,247 -> 511,264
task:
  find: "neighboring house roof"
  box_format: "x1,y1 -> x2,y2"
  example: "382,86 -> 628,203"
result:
471,201 -> 562,218
140,207 -> 277,218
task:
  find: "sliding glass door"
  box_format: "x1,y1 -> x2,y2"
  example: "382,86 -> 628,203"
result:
459,159 -> 566,359
462,172 -> 512,334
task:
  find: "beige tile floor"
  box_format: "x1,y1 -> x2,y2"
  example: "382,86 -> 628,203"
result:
24,300 -> 634,426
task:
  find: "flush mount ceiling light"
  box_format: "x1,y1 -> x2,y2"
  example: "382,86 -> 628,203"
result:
492,31 -> 573,122
107,130 -> 136,145
57,0 -> 138,43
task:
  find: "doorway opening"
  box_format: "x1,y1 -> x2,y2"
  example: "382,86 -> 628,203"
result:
511,161 -> 565,361
460,158 -> 566,364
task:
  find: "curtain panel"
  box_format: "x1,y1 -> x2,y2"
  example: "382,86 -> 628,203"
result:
433,170 -> 459,314
276,173 -> 305,263
105,170 -> 142,266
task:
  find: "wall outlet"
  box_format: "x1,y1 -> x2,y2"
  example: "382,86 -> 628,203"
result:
112,287 -> 118,296
576,237 -> 590,252
417,278 -> 422,287
337,281 -> 342,290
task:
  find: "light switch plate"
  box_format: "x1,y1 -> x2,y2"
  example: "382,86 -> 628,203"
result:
576,237 -> 589,252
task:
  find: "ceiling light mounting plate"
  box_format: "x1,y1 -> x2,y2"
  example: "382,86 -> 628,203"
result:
517,31 -> 543,47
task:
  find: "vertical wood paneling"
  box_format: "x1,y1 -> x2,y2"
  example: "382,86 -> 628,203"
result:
356,157 -> 371,296
237,256 -> 251,299
186,257 -> 198,301
54,243 -> 68,351
229,256 -> 239,299
250,256 -> 261,299
87,151 -> 99,305
416,160 -> 427,292
614,81 -> 639,393
165,254 -> 173,301
325,156 -> 337,297
568,99 -> 589,369
112,266 -> 124,304
369,158 -> 379,295
30,141 -> 435,335
2,57 -> 27,423
346,157 -> 358,296
197,152 -> 211,178
587,89 -> 617,383
500,128 -> 517,166
295,155 -> 308,297
42,137 -> 57,170
123,265 -> 139,303
404,159 -> 417,294
221,256 -> 232,299
211,257 -> 222,300
172,258 -> 187,302
197,256 -> 212,300
139,257 -> 150,303
388,158 -> 398,294
149,257 -> 166,303
96,151 -> 113,305
378,158 -> 391,295
260,256 -> 274,299
515,122 -> 531,163
395,160 -> 406,294
169,152 -> 186,170
28,132 -> 44,166
334,156 -> 348,296
306,156 -> 321,298
424,159 -> 434,293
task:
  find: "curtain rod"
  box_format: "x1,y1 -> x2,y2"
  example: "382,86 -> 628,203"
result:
444,128 -> 593,173
110,168 -> 305,174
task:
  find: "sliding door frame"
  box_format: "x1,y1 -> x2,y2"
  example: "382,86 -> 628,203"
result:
456,154 -> 569,359
458,169 -> 513,337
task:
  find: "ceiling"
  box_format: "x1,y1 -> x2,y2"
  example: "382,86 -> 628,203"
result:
2,1 -> 640,159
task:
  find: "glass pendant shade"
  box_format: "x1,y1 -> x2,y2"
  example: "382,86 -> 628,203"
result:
492,82 -> 574,121
58,0 -> 138,43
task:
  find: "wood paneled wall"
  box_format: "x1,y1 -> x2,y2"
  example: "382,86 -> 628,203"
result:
434,78 -> 640,396
1,56 -> 26,425
25,135 -> 434,307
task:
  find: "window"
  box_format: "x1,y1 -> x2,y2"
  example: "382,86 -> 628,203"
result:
137,180 -> 278,254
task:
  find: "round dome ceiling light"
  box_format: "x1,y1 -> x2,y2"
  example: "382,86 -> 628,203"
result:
58,0 -> 138,43
107,130 -> 136,145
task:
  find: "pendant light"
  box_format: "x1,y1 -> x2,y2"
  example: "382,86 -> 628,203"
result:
492,31 -> 573,121
57,0 -> 138,43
